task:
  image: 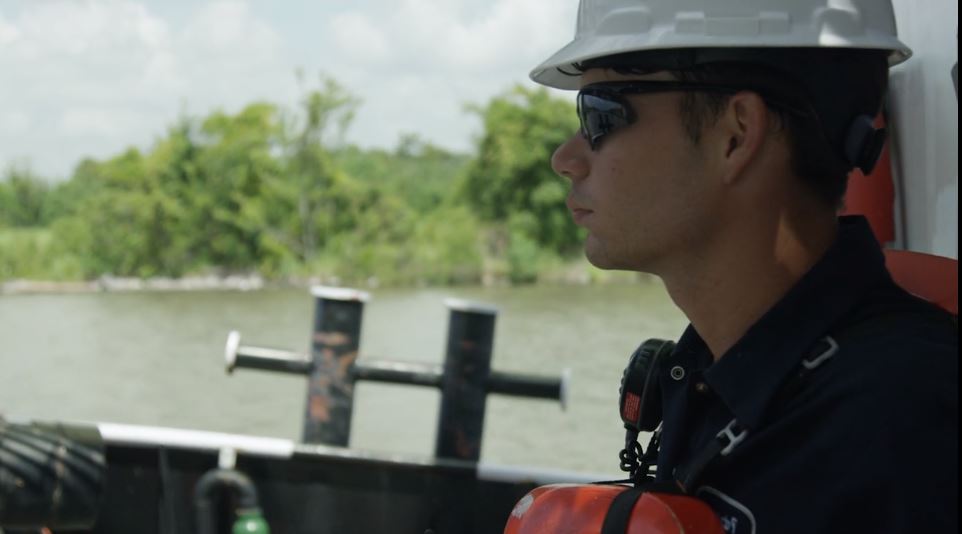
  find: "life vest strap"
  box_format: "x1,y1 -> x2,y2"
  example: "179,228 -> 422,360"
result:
600,481 -> 688,534
600,487 -> 644,534
672,336 -> 838,492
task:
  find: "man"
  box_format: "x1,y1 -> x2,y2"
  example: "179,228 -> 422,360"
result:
530,1 -> 958,533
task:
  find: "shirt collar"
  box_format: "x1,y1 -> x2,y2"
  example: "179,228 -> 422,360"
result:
682,216 -> 891,429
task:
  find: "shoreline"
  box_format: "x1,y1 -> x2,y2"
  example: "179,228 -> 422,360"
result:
2,274 -> 270,295
1,269 -> 651,296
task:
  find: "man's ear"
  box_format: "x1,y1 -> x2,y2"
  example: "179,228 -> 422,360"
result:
715,91 -> 771,185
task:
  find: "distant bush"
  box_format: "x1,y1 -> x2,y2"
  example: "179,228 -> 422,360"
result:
0,228 -> 83,280
0,78 -> 592,287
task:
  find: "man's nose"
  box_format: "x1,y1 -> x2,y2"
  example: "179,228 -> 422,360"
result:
551,133 -> 589,182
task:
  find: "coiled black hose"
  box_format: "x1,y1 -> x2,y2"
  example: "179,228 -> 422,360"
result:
0,419 -> 105,529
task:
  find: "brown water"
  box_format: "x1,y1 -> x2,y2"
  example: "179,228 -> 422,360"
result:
0,282 -> 687,475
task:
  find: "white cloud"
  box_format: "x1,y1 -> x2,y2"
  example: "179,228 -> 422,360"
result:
179,1 -> 280,64
173,1 -> 291,110
330,12 -> 390,63
0,111 -> 29,135
182,1 -> 271,51
13,1 -> 167,55
0,12 -> 19,45
58,107 -> 147,137
319,0 -> 577,153
0,0 -> 291,177
2,1 -> 172,96
324,0 -> 574,74
0,0 -> 577,178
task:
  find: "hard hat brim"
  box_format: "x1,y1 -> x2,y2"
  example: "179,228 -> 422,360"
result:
531,34 -> 911,90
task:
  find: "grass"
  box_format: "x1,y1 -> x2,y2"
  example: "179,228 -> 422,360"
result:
0,227 -> 84,281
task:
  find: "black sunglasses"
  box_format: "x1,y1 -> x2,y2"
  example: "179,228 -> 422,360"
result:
576,80 -> 811,150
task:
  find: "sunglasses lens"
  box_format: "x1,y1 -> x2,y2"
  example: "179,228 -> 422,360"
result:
578,92 -> 630,149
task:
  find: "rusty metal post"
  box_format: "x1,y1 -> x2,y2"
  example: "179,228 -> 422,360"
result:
434,298 -> 497,462
302,286 -> 369,445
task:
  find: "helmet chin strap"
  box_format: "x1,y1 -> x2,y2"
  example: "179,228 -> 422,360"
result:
844,114 -> 887,174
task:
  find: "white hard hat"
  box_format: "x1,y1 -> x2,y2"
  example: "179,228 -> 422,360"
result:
531,0 -> 912,89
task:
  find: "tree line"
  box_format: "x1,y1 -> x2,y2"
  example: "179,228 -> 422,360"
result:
0,78 -> 584,286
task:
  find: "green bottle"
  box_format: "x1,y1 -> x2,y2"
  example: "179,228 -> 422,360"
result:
233,509 -> 270,534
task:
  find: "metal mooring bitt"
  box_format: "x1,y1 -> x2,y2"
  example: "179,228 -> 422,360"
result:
224,286 -> 569,462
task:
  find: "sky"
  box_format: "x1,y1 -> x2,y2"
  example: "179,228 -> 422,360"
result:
0,0 -> 578,180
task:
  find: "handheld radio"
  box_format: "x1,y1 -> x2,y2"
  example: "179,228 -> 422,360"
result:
617,338 -> 676,482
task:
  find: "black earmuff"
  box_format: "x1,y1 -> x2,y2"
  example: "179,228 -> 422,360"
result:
844,114 -> 887,175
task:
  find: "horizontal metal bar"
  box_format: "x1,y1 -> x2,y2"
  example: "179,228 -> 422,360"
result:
97,421 -> 607,482
226,332 -> 571,409
486,368 -> 571,410
352,360 -> 443,388
235,347 -> 313,375
477,462 -> 606,485
225,330 -> 312,375
98,422 -> 297,458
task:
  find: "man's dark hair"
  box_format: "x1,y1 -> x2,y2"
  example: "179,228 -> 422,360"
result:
577,49 -> 890,208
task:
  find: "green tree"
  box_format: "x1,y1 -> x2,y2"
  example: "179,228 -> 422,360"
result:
271,76 -> 363,266
408,204 -> 483,284
461,85 -> 581,256
3,76 -> 589,286
51,148 -> 188,277
192,102 -> 285,272
0,166 -> 50,228
335,134 -> 471,213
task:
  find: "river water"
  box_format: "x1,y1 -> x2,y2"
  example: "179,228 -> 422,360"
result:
0,281 -> 687,475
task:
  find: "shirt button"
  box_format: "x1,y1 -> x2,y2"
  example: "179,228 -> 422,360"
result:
669,365 -> 686,381
694,382 -> 710,394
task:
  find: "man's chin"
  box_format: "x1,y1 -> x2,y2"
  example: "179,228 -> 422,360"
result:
584,243 -> 617,270
584,241 -> 652,273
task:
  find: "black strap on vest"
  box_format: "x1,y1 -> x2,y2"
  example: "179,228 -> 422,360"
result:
600,481 -> 685,534
673,335 -> 839,492
600,487 -> 645,534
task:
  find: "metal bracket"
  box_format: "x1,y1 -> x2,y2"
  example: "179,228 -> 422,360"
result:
717,419 -> 749,456
801,336 -> 838,371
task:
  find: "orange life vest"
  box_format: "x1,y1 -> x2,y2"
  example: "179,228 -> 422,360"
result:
503,483 -> 725,534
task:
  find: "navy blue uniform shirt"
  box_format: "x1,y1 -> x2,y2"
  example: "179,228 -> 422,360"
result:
654,216 -> 958,534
